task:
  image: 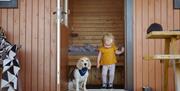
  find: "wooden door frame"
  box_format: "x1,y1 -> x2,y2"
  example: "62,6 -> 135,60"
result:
57,0 -> 61,91
57,0 -> 134,90
125,0 -> 133,91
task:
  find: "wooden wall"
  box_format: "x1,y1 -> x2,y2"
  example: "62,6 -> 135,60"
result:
69,0 -> 124,46
60,24 -> 69,91
2,0 -> 180,90
0,0 -> 57,91
133,0 -> 180,91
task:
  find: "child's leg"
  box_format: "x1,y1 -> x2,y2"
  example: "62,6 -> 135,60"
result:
109,64 -> 115,84
102,65 -> 108,84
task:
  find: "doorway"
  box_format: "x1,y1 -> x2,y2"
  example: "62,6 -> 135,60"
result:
68,0 -> 125,89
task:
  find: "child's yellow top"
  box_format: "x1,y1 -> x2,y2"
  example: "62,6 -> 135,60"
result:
99,45 -> 117,65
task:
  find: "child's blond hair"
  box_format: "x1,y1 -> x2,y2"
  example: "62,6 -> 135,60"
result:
103,33 -> 114,42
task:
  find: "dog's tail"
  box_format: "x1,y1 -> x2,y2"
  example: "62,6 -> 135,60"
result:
68,67 -> 76,91
69,67 -> 75,81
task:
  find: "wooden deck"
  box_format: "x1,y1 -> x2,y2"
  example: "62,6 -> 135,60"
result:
88,89 -> 126,91
69,89 -> 126,91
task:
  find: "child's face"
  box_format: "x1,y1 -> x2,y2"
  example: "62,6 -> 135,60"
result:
104,38 -> 113,46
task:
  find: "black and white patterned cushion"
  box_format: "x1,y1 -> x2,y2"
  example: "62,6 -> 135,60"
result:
0,39 -> 20,91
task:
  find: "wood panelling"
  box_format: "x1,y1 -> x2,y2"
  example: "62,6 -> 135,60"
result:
148,0 -> 156,90
68,56 -> 124,66
134,0 -> 180,90
60,24 -> 70,91
2,0 -> 179,90
142,0 -> 149,89
50,0 -> 57,91
154,0 -> 162,91
0,0 -> 57,91
69,0 -> 124,46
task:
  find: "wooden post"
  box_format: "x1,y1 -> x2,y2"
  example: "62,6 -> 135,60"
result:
176,64 -> 180,91
164,39 -> 170,91
171,37 -> 179,91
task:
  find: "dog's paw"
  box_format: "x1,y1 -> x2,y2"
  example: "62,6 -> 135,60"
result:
83,89 -> 88,91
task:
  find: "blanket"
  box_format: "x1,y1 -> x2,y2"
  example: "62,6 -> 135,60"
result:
0,38 -> 20,91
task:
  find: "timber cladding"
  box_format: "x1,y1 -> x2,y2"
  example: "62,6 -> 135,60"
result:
0,0 -> 57,91
68,0 -> 125,87
69,0 -> 124,46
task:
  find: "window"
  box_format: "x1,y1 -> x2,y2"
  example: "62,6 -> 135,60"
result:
0,0 -> 18,8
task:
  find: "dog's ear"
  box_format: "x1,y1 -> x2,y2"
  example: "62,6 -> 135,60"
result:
87,59 -> 91,70
76,60 -> 83,69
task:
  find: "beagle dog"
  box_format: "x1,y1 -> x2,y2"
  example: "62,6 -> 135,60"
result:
68,57 -> 91,91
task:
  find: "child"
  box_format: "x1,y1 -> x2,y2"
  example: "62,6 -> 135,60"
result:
96,33 -> 124,89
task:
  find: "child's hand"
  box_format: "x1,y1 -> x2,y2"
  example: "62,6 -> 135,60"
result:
121,47 -> 125,53
116,46 -> 125,55
97,63 -> 100,68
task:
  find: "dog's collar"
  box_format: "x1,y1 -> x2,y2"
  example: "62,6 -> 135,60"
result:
79,67 -> 88,76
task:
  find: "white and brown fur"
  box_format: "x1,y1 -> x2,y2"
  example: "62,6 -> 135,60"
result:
68,57 -> 91,91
